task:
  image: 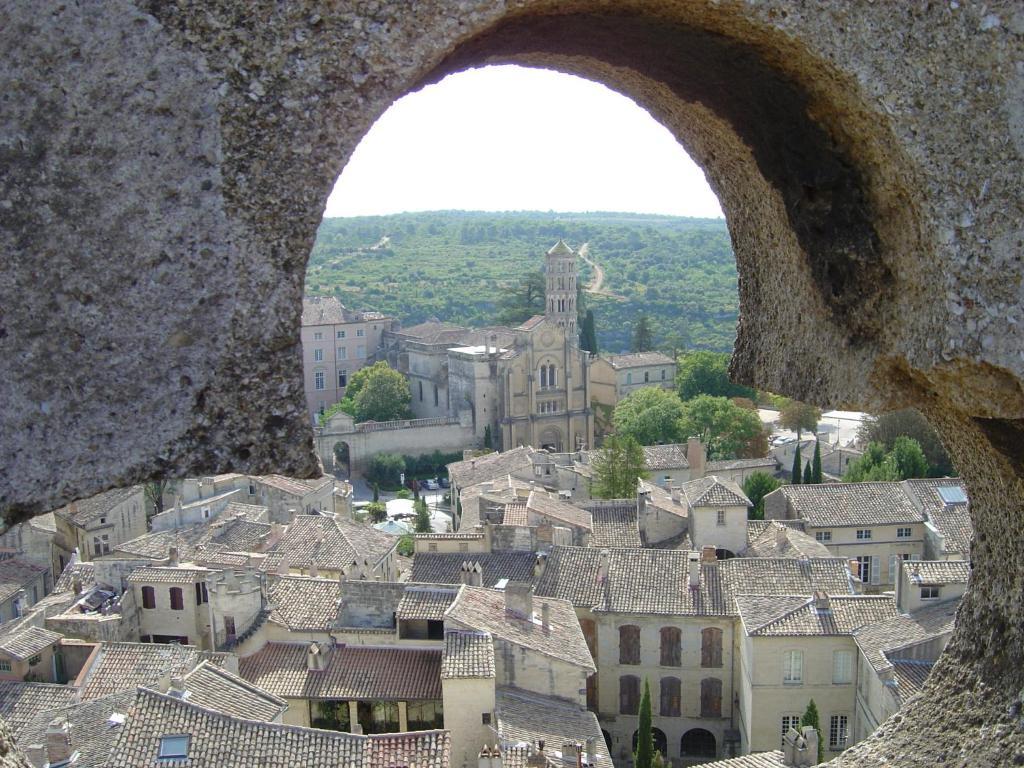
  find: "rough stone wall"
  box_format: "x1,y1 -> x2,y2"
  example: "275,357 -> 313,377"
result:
1,1 -> 1022,764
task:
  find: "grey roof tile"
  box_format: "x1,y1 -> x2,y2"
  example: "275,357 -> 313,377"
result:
441,630 -> 494,679
17,689 -> 136,765
583,502 -> 641,548
905,560 -> 970,585
737,594 -> 900,636
54,486 -> 144,527
410,552 -> 537,588
0,682 -> 78,735
778,482 -> 925,528
495,687 -> 613,768
181,661 -> 287,721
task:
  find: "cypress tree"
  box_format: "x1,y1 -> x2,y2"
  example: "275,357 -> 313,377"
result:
791,444 -> 802,485
635,678 -> 654,768
803,461 -> 813,484
800,698 -> 824,763
812,441 -> 823,484
483,425 -> 493,450
372,483 -> 380,502
414,497 -> 432,534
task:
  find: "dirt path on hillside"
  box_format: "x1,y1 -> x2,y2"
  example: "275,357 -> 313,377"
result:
578,242 -> 626,300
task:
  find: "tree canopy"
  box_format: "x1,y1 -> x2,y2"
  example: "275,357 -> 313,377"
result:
580,309 -> 599,354
612,388 -> 687,446
800,699 -> 824,764
844,437 -> 929,482
860,408 -> 954,477
676,351 -> 755,401
742,472 -> 781,520
592,434 -> 649,499
778,399 -> 821,439
339,361 -> 413,423
635,678 -> 654,768
496,269 -> 546,325
679,395 -> 766,460
632,314 -> 654,353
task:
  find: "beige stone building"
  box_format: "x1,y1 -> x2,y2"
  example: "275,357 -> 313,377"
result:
300,296 -> 394,423
52,486 -> 147,573
590,351 -> 678,431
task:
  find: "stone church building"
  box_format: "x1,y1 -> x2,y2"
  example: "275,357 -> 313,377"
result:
383,241 -> 594,452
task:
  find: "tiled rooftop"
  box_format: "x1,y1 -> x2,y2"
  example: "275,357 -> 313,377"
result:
181,660 -> 288,721
270,515 -> 396,573
526,490 -> 592,530
301,296 -> 389,328
585,502 -> 641,548
495,687 -> 613,768
706,456 -> 778,472
441,630 -> 495,679
603,351 -> 675,369
17,689 -> 135,767
410,551 -> 537,588
777,482 -> 925,528
698,751 -> 786,768
396,586 -> 460,621
0,558 -> 46,604
267,576 -> 341,631
641,444 -> 689,470
126,565 -> 211,585
681,475 -> 751,508
904,478 -> 973,555
444,586 -> 594,672
238,642 -> 442,701
737,594 -> 900,636
258,474 -> 333,497
53,561 -> 96,593
54,486 -> 143,526
0,627 -> 62,661
853,599 -> 958,675
0,682 -> 78,735
448,447 -> 535,490
111,516 -> 271,564
891,659 -> 935,699
106,687 -> 450,768
80,642 -> 229,700
906,560 -> 970,585
741,521 -> 832,560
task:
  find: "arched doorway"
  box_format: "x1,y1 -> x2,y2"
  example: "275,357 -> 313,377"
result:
633,728 -> 668,760
680,729 -> 717,759
539,426 -> 562,452
333,440 -> 351,478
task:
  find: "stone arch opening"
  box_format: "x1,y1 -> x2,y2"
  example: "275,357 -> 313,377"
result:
680,728 -> 717,759
633,727 -> 668,759
3,4 -> 1021,766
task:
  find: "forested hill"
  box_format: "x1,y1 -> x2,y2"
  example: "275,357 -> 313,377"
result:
306,211 -> 738,353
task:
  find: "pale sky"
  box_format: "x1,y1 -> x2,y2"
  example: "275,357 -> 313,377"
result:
324,65 -> 723,218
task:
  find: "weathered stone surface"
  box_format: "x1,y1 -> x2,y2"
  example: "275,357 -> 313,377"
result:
1,1 -> 1022,763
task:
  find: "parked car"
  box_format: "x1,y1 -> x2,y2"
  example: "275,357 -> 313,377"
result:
439,477 -> 450,489
422,478 -> 440,490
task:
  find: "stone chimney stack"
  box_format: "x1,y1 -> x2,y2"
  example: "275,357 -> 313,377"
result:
688,551 -> 701,589
168,546 -> 180,567
775,523 -> 788,547
670,482 -> 681,504
471,562 -> 483,587
504,582 -> 533,620
814,590 -> 831,613
479,744 -> 503,768
71,576 -> 83,597
308,562 -> 319,578
701,544 -> 717,563
541,602 -> 550,632
597,549 -> 610,584
306,641 -> 326,672
45,718 -> 73,766
783,725 -> 820,767
687,437 -> 706,479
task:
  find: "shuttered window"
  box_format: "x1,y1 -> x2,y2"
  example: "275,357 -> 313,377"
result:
783,650 -> 803,684
660,677 -> 681,717
619,675 -> 640,715
701,627 -> 723,668
660,627 -> 681,667
141,586 -> 155,609
169,587 -> 184,611
700,678 -> 723,718
619,625 -> 641,665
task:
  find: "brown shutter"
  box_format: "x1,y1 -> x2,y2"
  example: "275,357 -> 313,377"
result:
700,678 -> 722,718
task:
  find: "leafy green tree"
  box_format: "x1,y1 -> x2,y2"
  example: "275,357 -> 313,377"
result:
352,363 -> 413,423
319,401 -> 348,426
743,472 -> 781,520
366,502 -> 387,523
779,399 -> 822,440
803,462 -> 813,484
612,388 -> 687,446
861,408 -> 953,477
791,443 -> 802,484
396,535 -> 414,557
844,438 -> 928,482
592,434 -> 649,499
812,441 -> 823,484
890,436 -> 929,479
679,395 -> 765,460
676,351 -> 755,401
143,479 -> 174,517
632,314 -> 654,353
635,679 -> 654,768
580,309 -> 599,354
800,699 -> 824,763
496,270 -> 545,325
483,425 -> 493,450
366,452 -> 406,487
414,498 -> 433,533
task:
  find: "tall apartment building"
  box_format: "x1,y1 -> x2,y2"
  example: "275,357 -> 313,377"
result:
301,297 -> 393,423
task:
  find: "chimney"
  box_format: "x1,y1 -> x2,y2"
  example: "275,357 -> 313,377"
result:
596,549 -> 610,584
169,675 -> 187,696
504,582 -> 533,620
534,553 -> 546,580
775,523 -> 788,547
670,484 -> 681,503
688,552 -> 701,589
686,437 -> 706,478
479,744 -> 503,768
813,590 -> 831,613
541,602 -> 550,632
168,546 -> 179,567
782,727 -> 799,765
801,726 -> 819,766
460,561 -> 472,585
71,576 -> 83,597
561,742 -> 581,767
701,544 -> 717,563
308,562 -> 319,578
471,562 -> 483,588
45,718 -> 73,766
306,642 -> 325,672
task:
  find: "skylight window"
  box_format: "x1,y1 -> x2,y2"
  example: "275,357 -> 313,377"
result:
158,735 -> 189,760
937,486 -> 967,504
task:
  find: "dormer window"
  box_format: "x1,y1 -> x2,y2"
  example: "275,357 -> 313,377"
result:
158,735 -> 189,760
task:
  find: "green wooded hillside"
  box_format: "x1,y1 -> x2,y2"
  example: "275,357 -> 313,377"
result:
306,211 -> 737,353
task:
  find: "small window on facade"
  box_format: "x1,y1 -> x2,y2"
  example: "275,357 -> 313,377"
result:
816,531 -> 832,542
661,369 -> 666,380
829,715 -> 849,750
356,345 -> 365,357
619,675 -> 640,715
338,346 -> 347,360
644,371 -> 650,383
660,676 -> 681,717
897,527 -> 912,538
419,381 -> 424,401
626,372 -> 632,384
701,627 -> 723,668
434,385 -> 439,407
356,328 -> 365,337
158,735 -> 190,760
339,370 -> 348,388
0,660 -> 11,672
482,712 -> 491,725
660,627 -> 681,667
540,366 -> 547,388
142,586 -> 156,609
833,650 -> 853,684
99,517 -> 106,525
921,586 -> 940,599
856,529 -> 872,540
337,330 -> 346,339
700,677 -> 722,718
169,587 -> 184,611
716,510 -> 726,526
782,650 -> 803,684
314,371 -> 325,390
313,348 -> 323,362
27,655 -> 40,667
619,625 -> 641,665
428,543 -> 438,552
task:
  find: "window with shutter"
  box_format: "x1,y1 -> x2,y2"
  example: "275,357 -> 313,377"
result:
619,675 -> 640,715
700,678 -> 722,718
169,587 -> 184,611
889,554 -> 898,584
870,555 -> 881,585
619,625 -> 641,665
660,677 -> 681,717
141,586 -> 155,609
701,627 -> 723,668
586,674 -> 599,712
660,627 -> 681,667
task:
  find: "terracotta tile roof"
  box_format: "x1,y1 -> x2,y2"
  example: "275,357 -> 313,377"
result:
904,478 -> 973,555
181,660 -> 287,721
681,475 -> 751,508
54,486 -> 144,526
697,751 -> 786,767
891,659 -> 935,698
853,599 -> 958,674
603,352 -> 675,369
221,501 -> 271,522
641,444 -> 689,470
738,594 -> 900,636
741,521 -> 833,559
80,642 -> 229,700
107,687 -> 450,768
17,690 -> 135,766
706,457 -> 778,472
777,482 -> 925,528
238,642 -> 442,700
126,566 -> 211,585
0,682 -> 78,735
646,530 -> 692,551
259,474 -> 333,497
301,296 -> 388,327
53,561 -> 96,593
584,502 -> 641,548
267,576 -> 341,631
441,630 -> 495,679
414,532 -> 486,541
444,586 -> 594,672
271,515 -> 396,573
111,516 -> 271,564
515,315 -> 546,331
0,558 -> 45,605
391,320 -> 469,343
0,627 -> 61,661
448,447 -> 536,490
905,560 -> 970,585
494,687 -> 613,768
410,552 -> 537,588
502,502 -> 529,527
397,586 -> 460,621
746,520 -> 806,540
526,491 -> 593,530
333,515 -> 399,567
535,546 -> 855,616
